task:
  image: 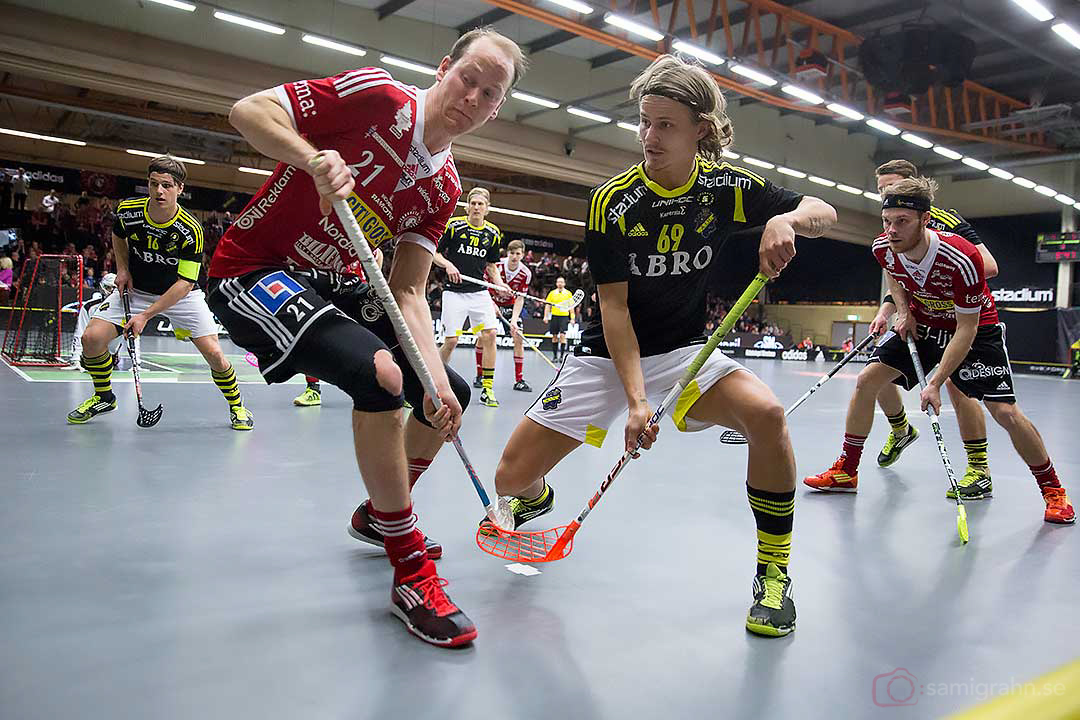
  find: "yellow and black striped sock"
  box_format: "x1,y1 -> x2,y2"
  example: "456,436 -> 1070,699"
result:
482,367 -> 494,391
886,409 -> 910,436
964,438 -> 988,471
83,351 -> 115,401
522,480 -> 550,508
212,365 -> 243,410
747,484 -> 794,576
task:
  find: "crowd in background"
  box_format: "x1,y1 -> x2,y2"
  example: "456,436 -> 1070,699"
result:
0,180 -> 786,338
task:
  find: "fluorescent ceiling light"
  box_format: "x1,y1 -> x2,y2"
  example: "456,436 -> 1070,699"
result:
126,148 -> 205,165
962,157 -> 990,170
544,0 -> 594,14
866,118 -> 901,135
781,84 -> 825,105
301,34 -> 366,56
742,156 -> 775,169
1009,0 -> 1054,23
721,150 -> 740,159
0,127 -> 86,146
1034,185 -> 1058,197
511,91 -> 559,109
1055,193 -> 1075,204
603,13 -> 664,42
458,201 -> 585,227
836,184 -> 863,195
826,102 -> 865,121
1051,22 -> 1080,49
808,175 -> 836,187
932,146 -> 963,160
1011,176 -> 1037,189
238,166 -> 274,176
864,191 -> 882,201
729,63 -> 778,86
1075,202 -> 1080,211
776,166 -> 806,178
901,132 -> 933,148
147,0 -> 196,11
671,40 -> 725,65
988,167 -> 1015,180
567,106 -> 612,123
381,55 -> 437,75
616,121 -> 639,132
213,10 -> 285,34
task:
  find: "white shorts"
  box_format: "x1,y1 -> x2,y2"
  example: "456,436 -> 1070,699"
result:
92,288 -> 220,340
526,346 -> 750,448
442,289 -> 497,336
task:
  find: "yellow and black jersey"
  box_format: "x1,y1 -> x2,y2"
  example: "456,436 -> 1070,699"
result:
113,197 -> 204,295
582,157 -> 802,358
437,216 -> 502,293
926,206 -> 982,246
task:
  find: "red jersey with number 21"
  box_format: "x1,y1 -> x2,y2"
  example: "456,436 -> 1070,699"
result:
872,229 -> 998,331
209,68 -> 460,278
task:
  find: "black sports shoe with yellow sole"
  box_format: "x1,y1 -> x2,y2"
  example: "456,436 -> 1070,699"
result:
67,395 -> 117,424
746,563 -> 796,637
877,427 -> 919,467
946,467 -> 993,500
479,484 -> 555,531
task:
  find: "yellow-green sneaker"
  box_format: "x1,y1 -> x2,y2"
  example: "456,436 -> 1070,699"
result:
746,563 -> 796,637
293,387 -> 321,407
877,426 -> 919,467
67,394 -> 117,424
946,466 -> 992,500
230,406 -> 255,431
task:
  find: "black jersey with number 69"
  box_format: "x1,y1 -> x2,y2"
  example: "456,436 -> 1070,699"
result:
582,158 -> 802,358
114,197 -> 204,295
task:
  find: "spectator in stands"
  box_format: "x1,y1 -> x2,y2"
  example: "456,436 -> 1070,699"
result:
0,256 -> 12,303
40,189 -> 60,215
84,265 -> 96,289
12,168 -> 29,211
0,169 -> 11,213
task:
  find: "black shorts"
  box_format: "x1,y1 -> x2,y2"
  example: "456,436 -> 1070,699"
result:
208,268 -> 469,421
869,323 -> 1016,404
548,315 -> 569,335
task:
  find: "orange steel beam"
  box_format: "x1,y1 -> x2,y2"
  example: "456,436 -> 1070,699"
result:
485,0 -> 1054,151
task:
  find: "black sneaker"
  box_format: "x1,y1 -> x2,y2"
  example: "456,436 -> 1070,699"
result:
473,376 -> 483,389
348,502 -> 443,559
479,484 -> 555,531
67,394 -> 117,424
513,379 -> 532,392
877,426 -> 919,467
391,562 -> 477,647
946,467 -> 993,500
746,563 -> 796,637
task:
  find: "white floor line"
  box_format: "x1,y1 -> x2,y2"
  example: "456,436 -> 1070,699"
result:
0,357 -> 34,382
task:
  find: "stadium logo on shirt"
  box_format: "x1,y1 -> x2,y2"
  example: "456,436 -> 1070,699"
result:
541,386 -> 562,410
251,271 -> 304,314
607,185 -> 649,224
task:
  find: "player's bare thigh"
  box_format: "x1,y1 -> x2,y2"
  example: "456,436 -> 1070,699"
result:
80,317 -> 120,355
495,417 -> 581,496
684,368 -> 786,440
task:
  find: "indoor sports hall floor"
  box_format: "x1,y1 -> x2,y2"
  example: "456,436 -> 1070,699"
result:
3,338 -> 1078,719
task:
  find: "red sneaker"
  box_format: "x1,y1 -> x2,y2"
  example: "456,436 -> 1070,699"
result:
804,458 -> 858,492
1042,487 -> 1075,524
348,502 -> 443,559
392,563 -> 477,647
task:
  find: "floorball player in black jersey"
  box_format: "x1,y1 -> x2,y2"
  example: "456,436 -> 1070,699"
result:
67,156 -> 252,430
485,55 -> 836,637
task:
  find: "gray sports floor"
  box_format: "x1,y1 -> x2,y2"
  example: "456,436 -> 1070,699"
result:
3,337 -> 1078,719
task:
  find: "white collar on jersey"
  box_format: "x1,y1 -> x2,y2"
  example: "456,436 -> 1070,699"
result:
897,229 -> 940,287
409,88 -> 452,179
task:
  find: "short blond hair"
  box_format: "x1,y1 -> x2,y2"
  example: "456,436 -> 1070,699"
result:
630,54 -> 734,162
875,159 -> 918,178
0,256 -> 12,270
467,187 -> 491,203
882,176 -> 937,204
449,27 -> 527,91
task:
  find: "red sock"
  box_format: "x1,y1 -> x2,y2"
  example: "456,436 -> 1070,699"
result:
367,502 -> 428,580
408,457 -> 431,490
305,376 -> 319,385
514,355 -> 524,382
1030,459 -> 1061,490
840,433 -> 867,475
475,346 -> 483,378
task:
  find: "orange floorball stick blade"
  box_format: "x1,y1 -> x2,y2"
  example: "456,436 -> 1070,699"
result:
475,522 -> 575,563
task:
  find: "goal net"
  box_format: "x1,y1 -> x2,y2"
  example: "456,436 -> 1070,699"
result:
2,254 -> 83,366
